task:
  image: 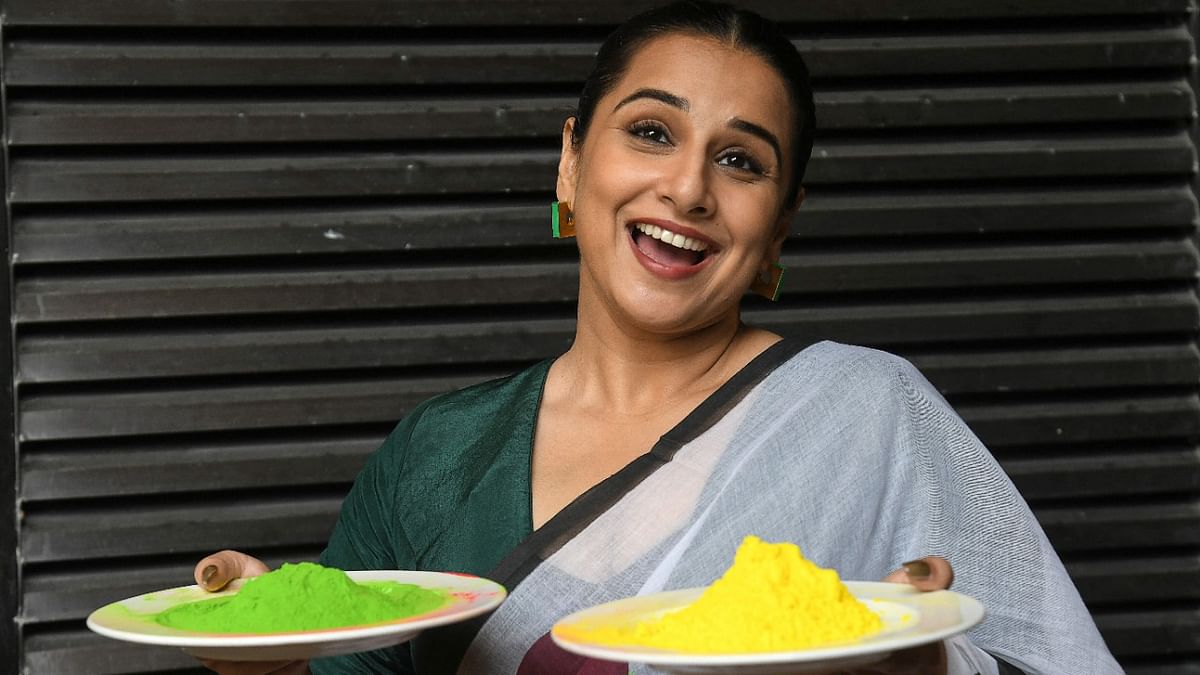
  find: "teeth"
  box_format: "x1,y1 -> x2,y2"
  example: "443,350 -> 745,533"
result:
633,223 -> 709,252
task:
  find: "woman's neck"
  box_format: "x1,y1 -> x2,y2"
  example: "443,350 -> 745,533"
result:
556,295 -> 778,418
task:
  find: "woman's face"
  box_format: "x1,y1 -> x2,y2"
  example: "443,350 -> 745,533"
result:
559,32 -> 797,337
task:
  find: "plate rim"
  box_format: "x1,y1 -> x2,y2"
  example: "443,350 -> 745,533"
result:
551,580 -> 985,666
86,569 -> 507,650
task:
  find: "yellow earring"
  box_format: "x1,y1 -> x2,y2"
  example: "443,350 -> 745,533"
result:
749,262 -> 786,301
552,201 -> 576,238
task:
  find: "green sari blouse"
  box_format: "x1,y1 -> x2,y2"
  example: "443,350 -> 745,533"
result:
314,360 -> 550,673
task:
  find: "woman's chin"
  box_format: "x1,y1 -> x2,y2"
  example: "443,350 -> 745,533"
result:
579,271 -> 739,338
607,297 -> 735,339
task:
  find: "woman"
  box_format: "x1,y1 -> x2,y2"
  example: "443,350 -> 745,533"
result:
194,3 -> 1121,674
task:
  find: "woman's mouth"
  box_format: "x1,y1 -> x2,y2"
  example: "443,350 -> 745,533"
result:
629,222 -> 711,268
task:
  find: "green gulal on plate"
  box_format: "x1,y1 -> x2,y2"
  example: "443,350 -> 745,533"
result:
154,562 -> 449,633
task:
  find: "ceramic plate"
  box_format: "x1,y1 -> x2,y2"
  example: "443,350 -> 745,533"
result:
87,570 -> 506,662
552,581 -> 983,674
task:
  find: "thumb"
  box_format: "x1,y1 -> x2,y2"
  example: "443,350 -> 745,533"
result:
194,550 -> 270,592
882,555 -> 954,592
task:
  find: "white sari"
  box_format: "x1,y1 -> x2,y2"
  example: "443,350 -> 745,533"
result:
460,341 -> 1122,675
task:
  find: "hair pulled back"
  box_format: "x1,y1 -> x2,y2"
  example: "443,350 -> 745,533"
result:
572,0 -> 816,206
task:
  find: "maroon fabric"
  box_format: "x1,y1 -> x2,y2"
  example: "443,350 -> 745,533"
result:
516,633 -> 629,675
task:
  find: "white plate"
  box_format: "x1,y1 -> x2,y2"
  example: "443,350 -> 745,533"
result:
552,581 -> 984,674
87,570 -> 506,662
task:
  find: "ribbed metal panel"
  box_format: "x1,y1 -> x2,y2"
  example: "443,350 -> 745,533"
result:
2,1 -> 1193,26
2,1 -> 1198,673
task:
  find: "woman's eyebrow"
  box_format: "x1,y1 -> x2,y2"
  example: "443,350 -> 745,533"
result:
613,88 -> 689,112
612,88 -> 783,168
730,118 -> 783,168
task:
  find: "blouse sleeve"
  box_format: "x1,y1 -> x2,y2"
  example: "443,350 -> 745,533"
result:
310,411 -> 426,675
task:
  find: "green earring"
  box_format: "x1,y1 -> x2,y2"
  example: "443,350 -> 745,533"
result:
749,262 -> 786,301
552,201 -> 576,238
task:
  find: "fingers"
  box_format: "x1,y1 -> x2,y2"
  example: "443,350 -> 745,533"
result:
882,555 -> 954,591
193,550 -> 271,592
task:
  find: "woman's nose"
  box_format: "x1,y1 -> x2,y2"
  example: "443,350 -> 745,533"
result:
659,152 -> 715,216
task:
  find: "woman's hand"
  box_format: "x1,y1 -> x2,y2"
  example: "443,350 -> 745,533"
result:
189,551 -> 310,675
881,555 -> 954,591
822,556 -> 954,675
193,549 -> 270,591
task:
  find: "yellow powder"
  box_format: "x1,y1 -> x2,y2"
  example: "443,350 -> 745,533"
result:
575,535 -> 882,652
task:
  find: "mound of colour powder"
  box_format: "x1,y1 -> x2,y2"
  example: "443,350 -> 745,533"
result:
154,562 -> 448,633
573,535 -> 882,652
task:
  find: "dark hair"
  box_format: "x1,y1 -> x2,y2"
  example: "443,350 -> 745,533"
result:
572,0 -> 816,207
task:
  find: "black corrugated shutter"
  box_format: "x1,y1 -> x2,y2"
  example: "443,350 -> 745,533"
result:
2,1 -> 1198,673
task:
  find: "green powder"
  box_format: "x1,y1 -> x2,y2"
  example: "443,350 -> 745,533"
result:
154,562 -> 448,633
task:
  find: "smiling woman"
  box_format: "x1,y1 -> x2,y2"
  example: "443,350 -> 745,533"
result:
188,3 -> 1123,675
560,33 -> 796,339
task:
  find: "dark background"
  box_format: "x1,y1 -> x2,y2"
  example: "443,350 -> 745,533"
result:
2,1 -> 1199,672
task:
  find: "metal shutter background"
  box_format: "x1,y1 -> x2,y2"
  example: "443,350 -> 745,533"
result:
2,1 -> 1199,672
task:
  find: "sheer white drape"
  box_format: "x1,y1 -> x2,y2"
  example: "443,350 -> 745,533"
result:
461,342 -> 1122,675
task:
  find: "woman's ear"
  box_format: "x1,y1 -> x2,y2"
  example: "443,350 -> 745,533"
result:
556,117 -> 580,205
791,186 -> 807,212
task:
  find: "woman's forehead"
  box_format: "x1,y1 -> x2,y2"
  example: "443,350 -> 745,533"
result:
605,33 -> 793,143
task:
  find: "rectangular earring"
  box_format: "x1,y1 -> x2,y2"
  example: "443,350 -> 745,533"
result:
749,262 -> 786,301
552,201 -> 576,238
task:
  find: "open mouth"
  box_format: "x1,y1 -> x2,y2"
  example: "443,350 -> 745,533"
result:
629,223 -> 711,268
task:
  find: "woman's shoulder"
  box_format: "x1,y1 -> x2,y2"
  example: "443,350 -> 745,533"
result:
411,358 -> 552,423
374,357 -> 551,464
780,339 -> 940,404
796,339 -> 924,380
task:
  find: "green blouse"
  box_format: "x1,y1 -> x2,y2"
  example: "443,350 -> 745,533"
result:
313,360 -> 550,673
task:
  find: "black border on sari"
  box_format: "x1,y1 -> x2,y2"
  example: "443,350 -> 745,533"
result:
489,336 -> 808,590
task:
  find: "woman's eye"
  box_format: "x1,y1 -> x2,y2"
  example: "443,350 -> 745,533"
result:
718,151 -> 764,175
629,122 -> 670,144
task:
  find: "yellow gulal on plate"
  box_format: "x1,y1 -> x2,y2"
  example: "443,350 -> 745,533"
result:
575,535 -> 883,653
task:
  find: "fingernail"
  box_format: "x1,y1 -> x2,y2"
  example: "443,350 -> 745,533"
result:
903,559 -> 931,580
201,565 -> 219,587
